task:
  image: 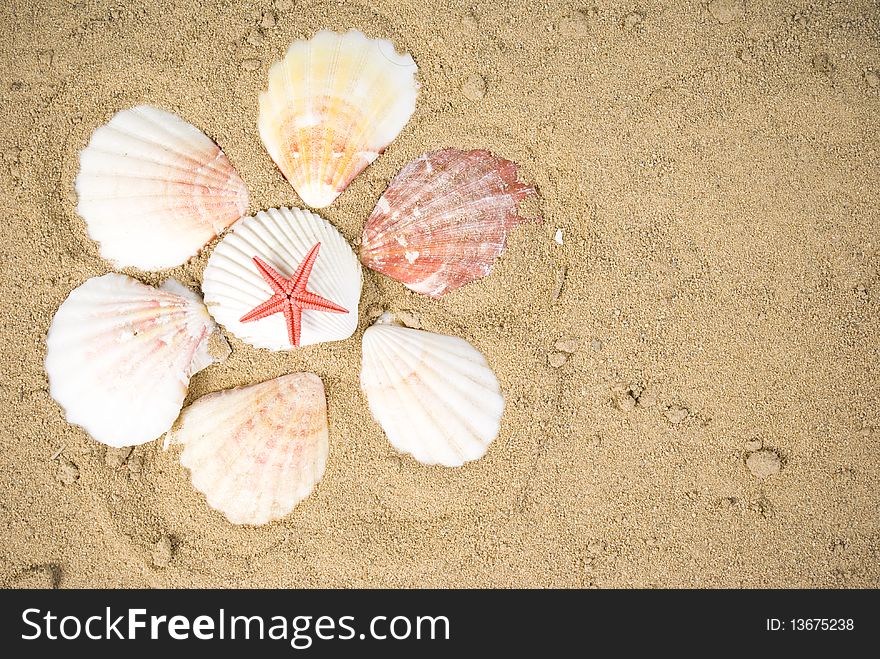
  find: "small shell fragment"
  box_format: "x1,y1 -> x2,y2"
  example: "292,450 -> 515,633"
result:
554,338 -> 579,353
746,449 -> 781,479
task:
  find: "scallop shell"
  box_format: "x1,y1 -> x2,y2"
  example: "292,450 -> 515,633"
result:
360,148 -> 537,297
202,206 -> 362,350
165,373 -> 329,525
360,315 -> 505,466
75,105 -> 249,270
45,273 -> 228,448
258,30 -> 418,208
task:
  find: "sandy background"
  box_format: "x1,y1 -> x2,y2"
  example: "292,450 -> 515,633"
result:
1,0 -> 878,588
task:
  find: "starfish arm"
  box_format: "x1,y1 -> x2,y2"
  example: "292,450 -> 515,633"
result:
252,256 -> 288,295
287,243 -> 322,294
294,290 -> 349,314
242,243 -> 346,347
239,294 -> 286,322
284,301 -> 302,347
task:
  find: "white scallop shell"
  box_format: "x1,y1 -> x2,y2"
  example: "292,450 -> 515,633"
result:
258,30 -> 418,208
360,315 -> 505,466
165,373 -> 329,525
202,207 -> 362,350
75,105 -> 249,270
45,273 -> 228,448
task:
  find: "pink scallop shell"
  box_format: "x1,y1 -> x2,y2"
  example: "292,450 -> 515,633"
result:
360,148 -> 537,297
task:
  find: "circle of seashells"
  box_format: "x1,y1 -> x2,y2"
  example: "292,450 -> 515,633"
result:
45,30 -> 537,526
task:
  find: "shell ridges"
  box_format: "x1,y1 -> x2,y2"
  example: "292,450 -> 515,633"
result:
360,148 -> 536,297
75,105 -> 249,270
45,273 -> 225,447
360,322 -> 504,466
258,30 -> 418,208
202,207 -> 362,350
166,372 -> 329,525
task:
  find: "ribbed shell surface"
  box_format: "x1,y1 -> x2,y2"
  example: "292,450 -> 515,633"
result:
168,373 -> 329,525
202,207 -> 362,349
45,274 -> 222,447
258,30 -> 418,208
361,322 -> 504,466
75,105 -> 248,269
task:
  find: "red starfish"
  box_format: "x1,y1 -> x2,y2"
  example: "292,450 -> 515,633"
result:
239,243 -> 348,347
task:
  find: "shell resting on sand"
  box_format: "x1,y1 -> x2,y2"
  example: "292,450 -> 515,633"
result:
360,148 -> 536,297
75,105 -> 249,270
45,273 -> 228,447
360,314 -> 504,466
165,372 -> 330,525
202,206 -> 362,350
258,30 -> 418,208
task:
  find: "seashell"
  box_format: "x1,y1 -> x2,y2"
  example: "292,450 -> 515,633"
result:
202,206 -> 362,350
75,105 -> 249,270
258,30 -> 418,208
45,273 -> 228,448
360,148 -> 537,297
165,373 -> 329,525
360,314 -> 504,466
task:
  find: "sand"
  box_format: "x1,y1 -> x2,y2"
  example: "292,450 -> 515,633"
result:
1,0 -> 878,588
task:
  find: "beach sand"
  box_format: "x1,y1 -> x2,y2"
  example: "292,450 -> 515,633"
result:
1,0 -> 878,588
